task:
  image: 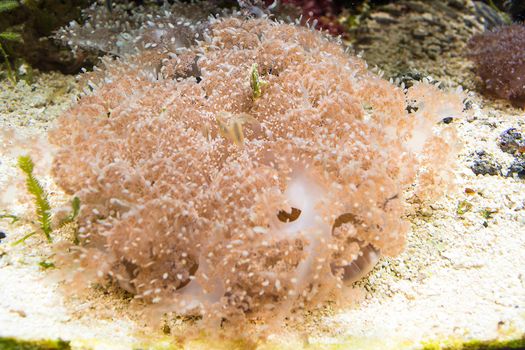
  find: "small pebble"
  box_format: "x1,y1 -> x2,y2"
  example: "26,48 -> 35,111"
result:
464,188 -> 476,195
498,128 -> 524,155
470,150 -> 503,176
506,160 -> 525,179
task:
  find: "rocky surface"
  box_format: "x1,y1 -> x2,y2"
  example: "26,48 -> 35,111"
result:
349,0 -> 506,88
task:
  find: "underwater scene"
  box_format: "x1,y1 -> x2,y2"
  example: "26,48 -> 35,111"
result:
0,0 -> 524,349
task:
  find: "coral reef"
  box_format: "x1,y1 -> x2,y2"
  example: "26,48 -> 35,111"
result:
467,24 -> 525,107
51,14 -> 462,335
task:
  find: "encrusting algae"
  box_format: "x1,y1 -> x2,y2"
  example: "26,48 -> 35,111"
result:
49,12 -> 464,336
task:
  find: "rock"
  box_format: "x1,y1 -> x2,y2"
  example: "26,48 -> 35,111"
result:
349,0 -> 486,85
470,150 -> 503,176
369,12 -> 398,25
426,44 -> 442,59
498,128 -> 525,156
472,1 -> 509,29
507,160 -> 525,179
413,27 -> 429,39
448,0 -> 468,10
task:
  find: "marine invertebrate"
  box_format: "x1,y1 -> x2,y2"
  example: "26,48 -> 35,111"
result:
467,24 -> 525,107
262,0 -> 347,36
57,0 -> 349,59
51,15 -> 462,334
56,1 -> 222,56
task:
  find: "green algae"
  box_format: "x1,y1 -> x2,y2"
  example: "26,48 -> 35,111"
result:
1,335 -> 524,350
0,338 -> 70,350
421,337 -> 525,350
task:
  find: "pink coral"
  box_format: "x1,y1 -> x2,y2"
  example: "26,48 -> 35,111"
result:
51,16 -> 462,333
467,24 -> 525,107
264,0 -> 346,36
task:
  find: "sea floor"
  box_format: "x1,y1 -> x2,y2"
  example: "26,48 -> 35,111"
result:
0,64 -> 524,349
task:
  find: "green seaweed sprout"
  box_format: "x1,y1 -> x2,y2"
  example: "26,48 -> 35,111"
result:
250,63 -> 267,99
456,200 -> 473,216
60,196 -> 81,245
480,208 -> 497,220
0,213 -> 20,223
14,155 -> 81,246
38,260 -> 55,269
0,0 -> 23,84
341,0 -> 371,29
59,196 -> 80,227
17,155 -> 53,243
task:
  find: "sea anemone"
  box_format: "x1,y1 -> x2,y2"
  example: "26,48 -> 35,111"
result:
51,14 -> 462,334
467,24 -> 525,107
264,0 -> 346,36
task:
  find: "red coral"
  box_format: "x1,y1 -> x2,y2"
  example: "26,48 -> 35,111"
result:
265,0 -> 346,36
467,24 -> 525,107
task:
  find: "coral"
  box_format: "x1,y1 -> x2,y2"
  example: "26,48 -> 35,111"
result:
51,15 -> 462,334
55,1 -> 222,56
467,24 -> 525,107
264,0 -> 346,36
56,0 -> 345,58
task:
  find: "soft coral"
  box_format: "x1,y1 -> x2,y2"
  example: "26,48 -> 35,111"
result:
52,13 -> 463,336
467,24 -> 525,107
265,0 -> 346,35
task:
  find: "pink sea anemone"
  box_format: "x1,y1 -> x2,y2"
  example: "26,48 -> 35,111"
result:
467,24 -> 525,107
51,15 -> 462,334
